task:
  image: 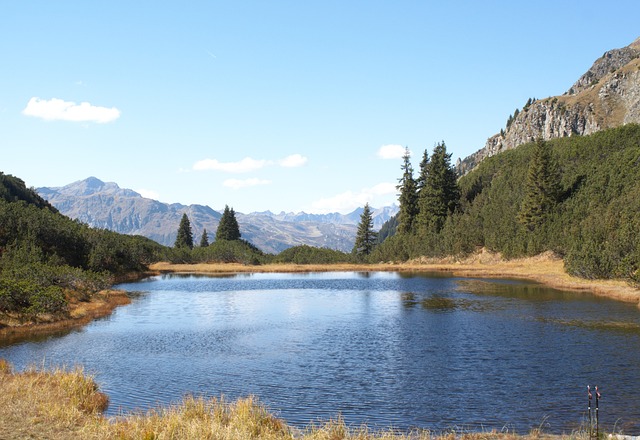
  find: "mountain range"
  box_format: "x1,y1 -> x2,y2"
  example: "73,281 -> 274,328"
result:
36,177 -> 397,254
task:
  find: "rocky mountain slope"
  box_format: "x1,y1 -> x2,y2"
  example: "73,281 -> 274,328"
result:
37,178 -> 397,254
458,37 -> 640,174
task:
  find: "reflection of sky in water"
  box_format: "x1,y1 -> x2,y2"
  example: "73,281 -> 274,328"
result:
1,272 -> 639,434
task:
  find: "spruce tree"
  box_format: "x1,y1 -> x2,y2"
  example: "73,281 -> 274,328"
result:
396,148 -> 418,234
199,228 -> 210,247
518,138 -> 561,231
216,205 -> 241,241
174,213 -> 194,249
416,149 -> 430,193
352,203 -> 378,257
416,141 -> 460,234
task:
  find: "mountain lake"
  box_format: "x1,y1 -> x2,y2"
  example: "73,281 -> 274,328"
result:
1,271 -> 639,434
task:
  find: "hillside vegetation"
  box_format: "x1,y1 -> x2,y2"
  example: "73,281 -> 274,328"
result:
0,173 -> 165,322
374,124 -> 640,284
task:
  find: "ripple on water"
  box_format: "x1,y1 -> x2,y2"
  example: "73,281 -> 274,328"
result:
1,272 -> 639,434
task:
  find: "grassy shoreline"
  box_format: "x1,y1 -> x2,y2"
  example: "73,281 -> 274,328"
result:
0,289 -> 131,343
0,360 -> 589,440
149,251 -> 640,307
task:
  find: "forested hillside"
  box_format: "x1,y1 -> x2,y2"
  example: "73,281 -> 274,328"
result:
374,124 -> 640,284
0,173 -> 56,211
0,173 -> 165,320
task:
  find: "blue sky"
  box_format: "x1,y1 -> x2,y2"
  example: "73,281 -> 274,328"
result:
1,1 -> 638,214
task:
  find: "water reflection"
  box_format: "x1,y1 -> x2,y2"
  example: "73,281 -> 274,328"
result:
457,279 -> 591,302
537,317 -> 640,334
159,272 -> 247,280
1,272 -> 639,434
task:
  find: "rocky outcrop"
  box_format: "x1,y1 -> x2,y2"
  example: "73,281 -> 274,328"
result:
569,37 -> 640,95
458,37 -> 640,175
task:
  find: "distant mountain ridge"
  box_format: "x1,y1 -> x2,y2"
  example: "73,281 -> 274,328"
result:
251,205 -> 397,230
37,178 -> 398,254
458,37 -> 640,174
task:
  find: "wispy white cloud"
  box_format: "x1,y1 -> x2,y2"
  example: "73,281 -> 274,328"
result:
193,154 -> 308,173
279,154 -> 308,168
193,157 -> 268,173
223,178 -> 271,189
377,144 -> 407,159
310,191 -> 365,214
310,182 -> 397,214
368,182 -> 397,195
136,188 -> 160,200
22,97 -> 120,123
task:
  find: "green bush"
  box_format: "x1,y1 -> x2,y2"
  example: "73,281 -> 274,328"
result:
191,239 -> 267,265
275,245 -> 353,264
26,285 -> 67,315
0,278 -> 67,316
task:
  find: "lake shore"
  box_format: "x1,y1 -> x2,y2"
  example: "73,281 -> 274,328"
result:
0,289 -> 131,343
0,359 -> 586,440
149,251 -> 640,307
3,251 -> 637,341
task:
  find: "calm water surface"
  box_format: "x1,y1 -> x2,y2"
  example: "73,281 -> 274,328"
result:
1,272 -> 639,434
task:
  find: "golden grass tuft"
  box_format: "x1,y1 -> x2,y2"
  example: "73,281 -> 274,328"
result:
0,361 -> 107,439
106,395 -> 292,440
0,357 -> 12,374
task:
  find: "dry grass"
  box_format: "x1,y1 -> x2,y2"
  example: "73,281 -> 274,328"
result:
149,250 -> 640,307
0,359 -> 589,439
0,361 -> 107,440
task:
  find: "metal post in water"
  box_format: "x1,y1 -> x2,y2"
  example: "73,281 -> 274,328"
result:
588,385 -> 593,439
595,386 -> 600,439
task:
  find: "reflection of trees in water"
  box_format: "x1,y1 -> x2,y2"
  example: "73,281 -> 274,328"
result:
160,273 -> 246,280
399,291 -> 491,312
456,279 -> 589,302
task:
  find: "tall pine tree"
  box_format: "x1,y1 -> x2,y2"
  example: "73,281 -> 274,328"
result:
518,138 -> 561,231
396,148 -> 418,234
352,203 -> 378,257
174,213 -> 194,249
216,205 -> 241,241
416,141 -> 460,234
199,228 -> 210,247
416,149 -> 430,193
